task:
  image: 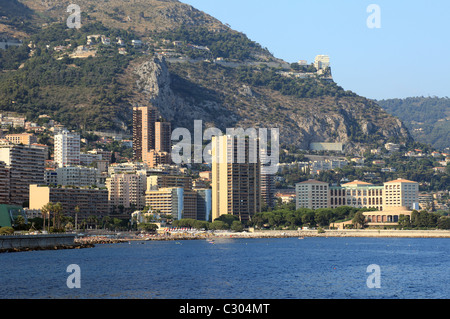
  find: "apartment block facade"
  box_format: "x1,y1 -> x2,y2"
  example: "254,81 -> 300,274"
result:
145,187 -> 211,221
0,161 -> 9,204
29,184 -> 109,220
211,135 -> 261,222
383,179 -> 419,210
54,130 -> 80,167
133,106 -> 172,167
296,180 -> 330,210
5,133 -> 37,145
296,179 -> 419,211
0,143 -> 46,206
55,166 -> 101,187
146,174 -> 193,191
106,172 -> 147,211
330,181 -> 384,210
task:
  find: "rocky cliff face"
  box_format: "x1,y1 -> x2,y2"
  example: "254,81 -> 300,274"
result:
132,57 -> 411,153
133,57 -> 243,134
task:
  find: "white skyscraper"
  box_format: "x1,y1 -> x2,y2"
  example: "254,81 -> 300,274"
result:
54,130 -> 80,168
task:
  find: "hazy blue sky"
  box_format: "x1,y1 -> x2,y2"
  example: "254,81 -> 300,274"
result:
181,0 -> 449,100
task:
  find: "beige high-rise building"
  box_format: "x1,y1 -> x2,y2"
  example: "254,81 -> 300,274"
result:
133,106 -> 156,161
146,174 -> 192,191
133,106 -> 171,167
0,143 -> 46,206
383,179 -> 419,210
145,187 -> 211,221
211,135 -> 261,222
261,173 -> 275,208
0,161 -> 9,204
155,121 -> 172,153
296,180 -> 330,210
106,172 -> 147,211
55,166 -> 101,187
145,188 -> 177,215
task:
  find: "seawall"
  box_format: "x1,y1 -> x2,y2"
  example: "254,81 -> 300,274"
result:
0,234 -> 93,253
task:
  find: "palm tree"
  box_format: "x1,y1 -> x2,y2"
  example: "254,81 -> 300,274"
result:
102,216 -> 111,230
41,202 -> 54,233
53,202 -> 64,231
74,206 -> 80,231
87,215 -> 98,229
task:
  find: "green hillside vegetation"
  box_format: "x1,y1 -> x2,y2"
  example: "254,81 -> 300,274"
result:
0,0 -> 39,36
377,97 -> 450,150
0,22 -> 138,131
166,60 -> 405,148
0,0 -> 413,151
235,65 -> 355,99
0,44 -> 30,70
276,151 -> 450,192
153,26 -> 272,61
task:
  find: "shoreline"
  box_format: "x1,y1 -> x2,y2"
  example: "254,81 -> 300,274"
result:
76,229 -> 450,244
260,229 -> 450,239
3,229 -> 450,252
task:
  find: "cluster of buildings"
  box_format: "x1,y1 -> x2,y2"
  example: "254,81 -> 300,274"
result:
296,179 -> 420,228
0,104 -> 447,230
0,105 -> 275,229
60,34 -> 143,59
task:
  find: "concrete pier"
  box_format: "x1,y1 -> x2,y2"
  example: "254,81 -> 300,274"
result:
0,234 -> 91,253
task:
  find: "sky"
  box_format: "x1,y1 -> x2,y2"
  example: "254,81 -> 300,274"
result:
180,0 -> 450,101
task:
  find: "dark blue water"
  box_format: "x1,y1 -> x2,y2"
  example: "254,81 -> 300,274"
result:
0,237 -> 449,299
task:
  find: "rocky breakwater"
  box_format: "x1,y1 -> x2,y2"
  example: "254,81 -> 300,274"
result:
75,236 -> 132,245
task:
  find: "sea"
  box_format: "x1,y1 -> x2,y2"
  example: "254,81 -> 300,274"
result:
0,237 -> 449,299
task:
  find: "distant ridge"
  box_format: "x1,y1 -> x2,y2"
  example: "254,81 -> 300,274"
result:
377,96 -> 450,150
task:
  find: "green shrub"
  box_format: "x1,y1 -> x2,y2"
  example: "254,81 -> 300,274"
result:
0,227 -> 15,235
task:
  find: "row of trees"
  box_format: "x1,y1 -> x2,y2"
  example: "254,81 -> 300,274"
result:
170,205 -> 372,233
9,202 -> 131,233
172,214 -> 244,232
399,210 -> 450,229
170,204 -> 450,233
249,204 -> 372,230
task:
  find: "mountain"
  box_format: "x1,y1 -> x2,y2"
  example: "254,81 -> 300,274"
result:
0,0 -> 412,154
376,97 -> 450,151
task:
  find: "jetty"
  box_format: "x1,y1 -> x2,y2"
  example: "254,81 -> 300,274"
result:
0,234 -> 94,253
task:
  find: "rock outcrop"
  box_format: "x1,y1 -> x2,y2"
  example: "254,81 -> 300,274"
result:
132,56 -> 411,154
